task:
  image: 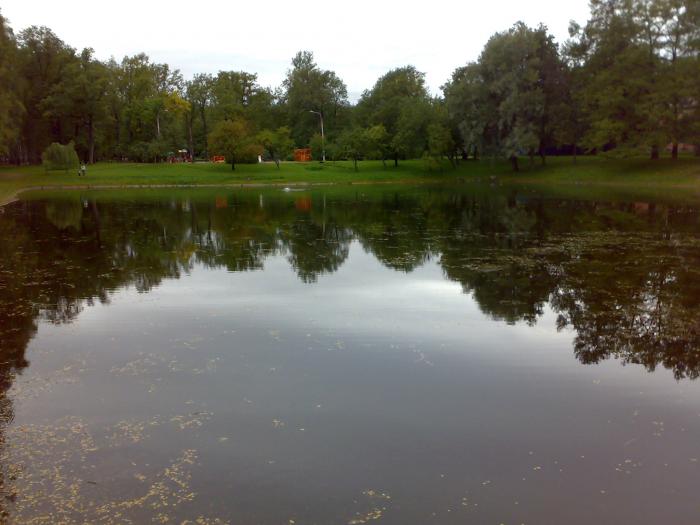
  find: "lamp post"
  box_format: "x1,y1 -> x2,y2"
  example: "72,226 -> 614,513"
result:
309,110 -> 325,163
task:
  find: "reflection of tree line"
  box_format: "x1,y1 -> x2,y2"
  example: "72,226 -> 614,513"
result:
1,190 -> 700,379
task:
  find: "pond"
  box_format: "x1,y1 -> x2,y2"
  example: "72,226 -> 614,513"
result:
1,184 -> 700,524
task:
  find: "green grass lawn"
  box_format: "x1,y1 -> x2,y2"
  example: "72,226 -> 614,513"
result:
2,156 -> 700,205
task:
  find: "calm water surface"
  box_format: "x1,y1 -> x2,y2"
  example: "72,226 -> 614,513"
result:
1,184 -> 700,524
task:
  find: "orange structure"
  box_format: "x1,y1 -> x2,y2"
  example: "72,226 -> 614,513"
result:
211,155 -> 226,163
295,197 -> 312,212
294,148 -> 312,162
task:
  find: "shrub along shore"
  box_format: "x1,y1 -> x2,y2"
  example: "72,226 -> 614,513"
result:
2,156 -> 700,207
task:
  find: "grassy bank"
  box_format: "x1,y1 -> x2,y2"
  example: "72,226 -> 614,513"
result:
1,156 -> 700,205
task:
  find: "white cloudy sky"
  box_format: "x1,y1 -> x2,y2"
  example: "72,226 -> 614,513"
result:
2,0 -> 591,99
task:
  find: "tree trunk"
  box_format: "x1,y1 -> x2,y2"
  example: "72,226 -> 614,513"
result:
231,158 -> 235,170
114,114 -> 121,159
573,142 -> 577,164
156,113 -> 161,139
510,155 -> 519,172
188,115 -> 194,162
394,153 -> 398,168
651,144 -> 659,160
87,116 -> 95,164
201,109 -> 208,158
671,143 -> 678,160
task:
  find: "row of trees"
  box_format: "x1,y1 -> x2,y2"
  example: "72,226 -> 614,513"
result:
444,0 -> 700,169
1,0 -> 699,169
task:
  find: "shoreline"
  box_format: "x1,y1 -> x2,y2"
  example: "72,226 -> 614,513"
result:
0,189 -> 21,208
2,174 -> 700,209
0,179 -> 430,208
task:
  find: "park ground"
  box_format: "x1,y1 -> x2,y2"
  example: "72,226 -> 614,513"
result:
2,156 -> 700,206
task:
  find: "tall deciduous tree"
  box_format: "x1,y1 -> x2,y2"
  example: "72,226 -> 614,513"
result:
208,118 -> 256,170
566,0 -> 700,158
185,73 -> 213,158
257,126 -> 293,168
16,26 -> 75,163
364,124 -> 391,166
282,51 -> 349,147
356,66 -> 431,166
443,63 -> 492,159
0,11 -> 23,159
338,127 -> 370,171
652,0 -> 700,158
445,23 -> 567,170
42,48 -> 110,163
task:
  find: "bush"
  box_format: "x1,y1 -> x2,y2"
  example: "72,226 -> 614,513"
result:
324,142 -> 339,161
128,141 -> 149,162
309,133 -> 324,160
42,142 -> 80,172
236,142 -> 264,164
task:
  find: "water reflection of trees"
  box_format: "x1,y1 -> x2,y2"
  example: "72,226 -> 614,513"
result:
2,189 -> 700,378
0,208 -> 31,518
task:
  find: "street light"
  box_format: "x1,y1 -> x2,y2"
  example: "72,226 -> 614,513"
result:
309,110 -> 325,163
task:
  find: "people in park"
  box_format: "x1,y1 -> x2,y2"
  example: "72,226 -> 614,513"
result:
80,163 -> 86,176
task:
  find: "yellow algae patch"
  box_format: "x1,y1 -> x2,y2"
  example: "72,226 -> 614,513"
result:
170,412 -> 213,431
0,415 -> 227,524
347,489 -> 392,524
348,509 -> 384,524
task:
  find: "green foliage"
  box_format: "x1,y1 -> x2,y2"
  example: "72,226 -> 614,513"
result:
364,124 -> 390,162
566,0 -> 700,157
42,47 -> 110,163
338,127 -> 370,171
41,142 -> 79,171
283,51 -> 349,147
0,11 -> 23,157
356,66 -> 432,165
16,25 -> 75,163
185,73 -> 214,157
2,1 -> 699,168
427,123 -> 455,164
208,118 -> 261,167
445,23 -> 566,169
309,133 -> 324,161
257,126 -> 293,167
443,63 -> 489,158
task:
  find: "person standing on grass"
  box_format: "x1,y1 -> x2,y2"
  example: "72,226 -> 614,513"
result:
80,163 -> 86,177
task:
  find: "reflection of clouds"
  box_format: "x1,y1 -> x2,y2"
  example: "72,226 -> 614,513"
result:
4,191 -> 700,382
73,242 -> 570,363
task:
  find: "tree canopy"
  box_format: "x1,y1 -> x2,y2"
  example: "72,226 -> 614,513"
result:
0,1 -> 698,168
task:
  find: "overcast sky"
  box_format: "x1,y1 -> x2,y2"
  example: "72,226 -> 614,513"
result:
2,0 -> 591,100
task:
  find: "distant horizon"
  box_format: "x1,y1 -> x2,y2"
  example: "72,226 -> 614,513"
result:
1,0 -> 590,99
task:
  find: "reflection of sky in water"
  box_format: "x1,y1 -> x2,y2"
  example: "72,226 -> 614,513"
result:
2,189 -> 700,524
14,242 -> 700,525
67,242 -> 570,360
